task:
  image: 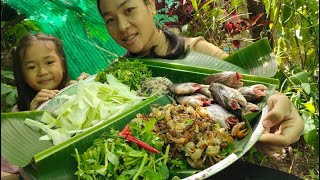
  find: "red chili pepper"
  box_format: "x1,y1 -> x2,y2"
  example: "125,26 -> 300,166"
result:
119,125 -> 132,136
119,125 -> 160,154
126,135 -> 160,154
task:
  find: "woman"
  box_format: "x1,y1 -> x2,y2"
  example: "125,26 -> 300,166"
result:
96,0 -> 304,178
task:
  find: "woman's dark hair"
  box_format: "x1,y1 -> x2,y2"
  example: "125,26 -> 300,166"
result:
11,32 -> 69,111
124,28 -> 185,59
96,0 -> 103,16
97,0 -> 150,14
96,0 -> 185,59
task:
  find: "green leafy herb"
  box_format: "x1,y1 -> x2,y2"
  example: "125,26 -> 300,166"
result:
95,58 -> 152,91
75,121 -> 187,179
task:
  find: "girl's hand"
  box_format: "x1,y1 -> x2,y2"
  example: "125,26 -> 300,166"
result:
68,72 -> 90,85
30,89 -> 59,110
256,91 -> 304,156
76,72 -> 90,81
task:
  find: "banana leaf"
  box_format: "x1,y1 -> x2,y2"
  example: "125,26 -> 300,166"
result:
144,65 -> 279,86
1,95 -> 173,179
139,49 -> 248,74
1,111 -> 52,167
1,74 -> 277,179
223,38 -> 278,77
29,95 -> 174,179
1,39 -> 280,179
35,82 -> 276,179
139,38 -> 277,78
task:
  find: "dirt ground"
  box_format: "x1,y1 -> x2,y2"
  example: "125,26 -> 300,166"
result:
243,138 -> 319,180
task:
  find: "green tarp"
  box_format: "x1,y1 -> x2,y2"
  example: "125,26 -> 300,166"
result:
3,0 -> 178,79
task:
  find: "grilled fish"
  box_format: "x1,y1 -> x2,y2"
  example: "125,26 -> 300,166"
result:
169,82 -> 202,95
176,93 -> 212,107
203,71 -> 243,88
241,102 -> 261,115
238,84 -> 268,102
197,84 -> 212,98
209,82 -> 247,111
205,104 -> 239,129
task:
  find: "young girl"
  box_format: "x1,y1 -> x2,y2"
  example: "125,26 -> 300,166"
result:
1,32 -> 89,179
11,32 -> 89,111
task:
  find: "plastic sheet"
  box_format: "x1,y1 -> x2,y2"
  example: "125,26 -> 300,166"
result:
3,0 -> 176,79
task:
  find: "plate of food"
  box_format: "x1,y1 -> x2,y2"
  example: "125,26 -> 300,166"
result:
66,68 -> 275,179
1,53 -> 278,179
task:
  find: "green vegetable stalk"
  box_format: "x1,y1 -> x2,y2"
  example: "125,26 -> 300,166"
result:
74,123 -> 186,180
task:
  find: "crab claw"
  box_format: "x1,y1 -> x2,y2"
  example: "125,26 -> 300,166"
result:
231,122 -> 248,139
236,129 -> 249,139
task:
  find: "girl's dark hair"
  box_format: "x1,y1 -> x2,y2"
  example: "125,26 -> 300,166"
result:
96,0 -> 185,59
11,32 -> 69,111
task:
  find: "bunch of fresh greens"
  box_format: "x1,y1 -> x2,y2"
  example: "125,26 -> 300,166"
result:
95,58 -> 152,91
74,119 -> 187,180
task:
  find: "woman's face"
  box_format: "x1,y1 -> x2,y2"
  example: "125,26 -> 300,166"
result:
21,40 -> 64,91
99,0 -> 158,53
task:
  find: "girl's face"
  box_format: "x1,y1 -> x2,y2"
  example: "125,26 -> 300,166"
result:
21,40 -> 64,91
99,0 -> 158,53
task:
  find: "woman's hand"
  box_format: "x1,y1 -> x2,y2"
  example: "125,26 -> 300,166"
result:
256,91 -> 304,156
68,72 -> 90,85
30,89 -> 59,110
